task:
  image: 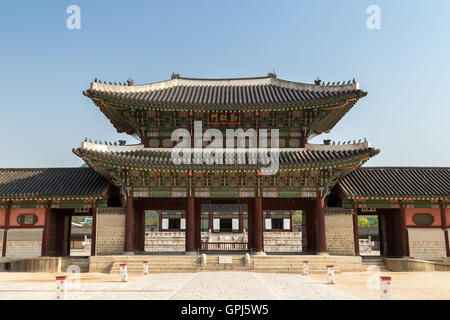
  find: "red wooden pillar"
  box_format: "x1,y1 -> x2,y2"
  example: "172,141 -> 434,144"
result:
305,200 -> 314,253
239,211 -> 244,233
399,205 -> 409,257
185,197 -> 196,253
124,197 -> 135,253
290,211 -> 293,232
352,205 -> 360,256
66,216 -> 72,256
208,212 -> 213,232
441,204 -> 450,257
41,206 -> 52,256
315,197 -> 327,254
194,198 -> 202,250
134,201 -> 145,252
299,129 -> 308,148
254,197 -> 264,254
247,198 -> 254,251
90,206 -> 97,256
141,137 -> 149,147
2,205 -> 10,257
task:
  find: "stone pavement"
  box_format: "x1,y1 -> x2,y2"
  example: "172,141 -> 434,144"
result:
0,272 -> 354,300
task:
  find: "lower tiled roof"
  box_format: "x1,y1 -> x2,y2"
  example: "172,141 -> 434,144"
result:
73,147 -> 379,170
0,168 -> 110,200
339,167 -> 450,199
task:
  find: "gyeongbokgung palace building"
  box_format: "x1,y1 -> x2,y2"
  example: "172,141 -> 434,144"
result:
0,73 -> 449,264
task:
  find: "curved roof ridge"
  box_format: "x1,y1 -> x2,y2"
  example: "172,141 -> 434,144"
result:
88,75 -> 361,94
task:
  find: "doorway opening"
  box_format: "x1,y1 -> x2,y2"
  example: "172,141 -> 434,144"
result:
220,219 -> 232,231
358,214 -> 381,257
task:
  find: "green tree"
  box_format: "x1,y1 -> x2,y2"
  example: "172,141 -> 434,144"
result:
358,216 -> 370,228
292,211 -> 302,226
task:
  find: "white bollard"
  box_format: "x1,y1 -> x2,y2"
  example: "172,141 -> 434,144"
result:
380,276 -> 392,300
143,261 -> 149,275
201,254 -> 207,266
120,264 -> 128,282
327,265 -> 335,284
303,261 -> 309,275
56,276 -> 67,300
245,253 -> 251,266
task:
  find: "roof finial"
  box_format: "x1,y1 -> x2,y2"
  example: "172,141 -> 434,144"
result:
171,72 -> 180,79
127,78 -> 134,86
268,70 -> 276,78
314,77 -> 322,85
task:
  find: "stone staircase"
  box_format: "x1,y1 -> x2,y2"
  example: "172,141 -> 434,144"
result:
252,256 -> 344,274
106,254 -> 362,275
362,257 -> 388,272
109,256 -> 198,275
198,255 -> 252,271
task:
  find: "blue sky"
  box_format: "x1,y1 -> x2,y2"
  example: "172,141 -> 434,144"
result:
0,0 -> 449,167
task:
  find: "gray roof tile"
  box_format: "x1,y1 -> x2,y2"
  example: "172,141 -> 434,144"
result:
0,168 -> 110,200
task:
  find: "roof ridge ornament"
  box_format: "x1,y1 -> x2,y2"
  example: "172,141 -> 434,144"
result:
171,72 -> 180,79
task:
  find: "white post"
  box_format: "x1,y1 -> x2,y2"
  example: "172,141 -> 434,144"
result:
56,276 -> 67,300
201,253 -> 207,266
380,276 -> 392,300
303,261 -> 309,275
245,253 -> 251,266
143,261 -> 149,275
327,265 -> 335,284
120,264 -> 128,282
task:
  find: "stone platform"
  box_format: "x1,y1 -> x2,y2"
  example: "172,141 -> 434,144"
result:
88,254 -> 362,275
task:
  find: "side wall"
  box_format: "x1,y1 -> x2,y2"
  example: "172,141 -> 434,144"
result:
325,209 -> 355,256
0,208 -> 46,259
405,208 -> 449,260
96,208 -> 126,255
407,228 -> 447,260
6,229 -> 43,259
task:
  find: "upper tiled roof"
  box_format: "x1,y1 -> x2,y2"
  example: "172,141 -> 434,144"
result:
0,168 -> 110,200
339,167 -> 450,199
84,75 -> 366,109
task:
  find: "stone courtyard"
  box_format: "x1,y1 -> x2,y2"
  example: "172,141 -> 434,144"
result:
1,271 -> 450,300
0,272 -> 353,300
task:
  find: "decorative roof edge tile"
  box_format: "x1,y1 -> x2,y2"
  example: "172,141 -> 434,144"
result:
89,75 -> 360,94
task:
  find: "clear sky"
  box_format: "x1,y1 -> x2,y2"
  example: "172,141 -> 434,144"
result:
0,1 -> 449,168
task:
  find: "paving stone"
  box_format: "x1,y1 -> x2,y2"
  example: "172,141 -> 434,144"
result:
0,272 -> 354,300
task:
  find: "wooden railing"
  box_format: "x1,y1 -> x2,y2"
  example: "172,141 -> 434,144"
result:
201,241 -> 248,252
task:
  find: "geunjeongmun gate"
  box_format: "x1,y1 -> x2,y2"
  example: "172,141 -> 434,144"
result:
0,74 -> 449,265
